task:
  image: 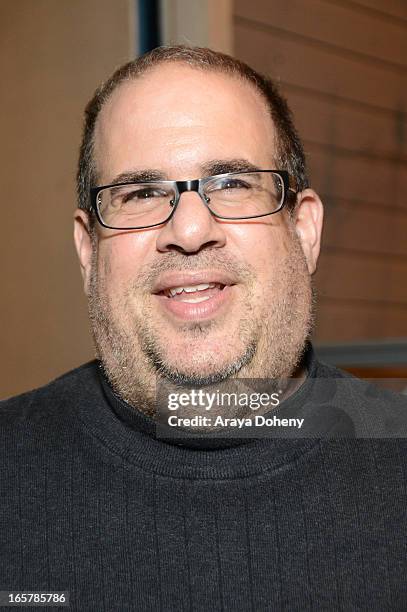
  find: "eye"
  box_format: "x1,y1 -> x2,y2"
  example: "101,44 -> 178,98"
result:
123,187 -> 167,202
217,178 -> 250,191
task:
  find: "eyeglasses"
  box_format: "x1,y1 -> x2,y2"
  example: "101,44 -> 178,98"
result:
90,170 -> 296,230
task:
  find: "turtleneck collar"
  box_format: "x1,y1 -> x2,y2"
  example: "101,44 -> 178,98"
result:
96,344 -> 318,450
73,344 -> 352,479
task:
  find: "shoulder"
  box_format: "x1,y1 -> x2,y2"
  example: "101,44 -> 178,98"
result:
0,361 -> 100,426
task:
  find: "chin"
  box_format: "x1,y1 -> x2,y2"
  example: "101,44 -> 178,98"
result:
172,333 -> 243,360
165,359 -> 231,380
149,341 -> 257,387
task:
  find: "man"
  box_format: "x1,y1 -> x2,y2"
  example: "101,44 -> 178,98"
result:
1,46 -> 406,611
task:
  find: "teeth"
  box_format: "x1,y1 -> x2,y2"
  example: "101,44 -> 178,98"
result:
179,294 -> 212,303
167,283 -> 217,297
184,283 -> 214,293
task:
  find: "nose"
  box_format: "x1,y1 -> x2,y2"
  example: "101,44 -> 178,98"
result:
155,189 -> 227,254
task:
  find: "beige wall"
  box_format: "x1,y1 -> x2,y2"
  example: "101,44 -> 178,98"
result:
160,0 -> 233,54
1,0 -> 134,398
233,0 -> 407,343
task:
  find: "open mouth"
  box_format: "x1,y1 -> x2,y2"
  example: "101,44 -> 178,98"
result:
151,272 -> 237,320
159,282 -> 226,303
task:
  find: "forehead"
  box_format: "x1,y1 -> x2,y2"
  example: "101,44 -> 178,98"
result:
94,63 -> 276,181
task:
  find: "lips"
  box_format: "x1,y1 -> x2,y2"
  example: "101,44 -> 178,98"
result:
164,283 -> 225,303
151,271 -> 237,320
164,282 -> 222,298
152,271 -> 237,296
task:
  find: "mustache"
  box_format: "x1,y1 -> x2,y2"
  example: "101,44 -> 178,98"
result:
130,248 -> 256,292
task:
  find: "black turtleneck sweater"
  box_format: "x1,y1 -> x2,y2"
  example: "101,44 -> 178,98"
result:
1,350 -> 406,611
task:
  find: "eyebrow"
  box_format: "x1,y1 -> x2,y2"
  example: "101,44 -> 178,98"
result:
108,169 -> 167,185
107,159 -> 262,186
200,159 -> 262,176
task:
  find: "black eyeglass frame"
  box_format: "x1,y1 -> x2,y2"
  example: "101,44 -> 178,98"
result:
89,170 -> 297,230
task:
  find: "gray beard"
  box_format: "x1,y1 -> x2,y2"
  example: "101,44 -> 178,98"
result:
87,232 -> 315,417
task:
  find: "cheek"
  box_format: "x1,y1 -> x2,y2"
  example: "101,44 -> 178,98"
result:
229,224 -> 289,277
97,233 -> 151,286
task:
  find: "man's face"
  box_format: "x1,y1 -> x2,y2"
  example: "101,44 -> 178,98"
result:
75,63 -> 323,411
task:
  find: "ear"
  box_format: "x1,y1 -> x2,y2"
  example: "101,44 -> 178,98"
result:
293,189 -> 324,274
73,209 -> 94,295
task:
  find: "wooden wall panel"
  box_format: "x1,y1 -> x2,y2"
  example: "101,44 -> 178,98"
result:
315,252 -> 407,303
234,23 -> 406,112
235,0 -> 407,67
315,300 -> 407,341
305,144 -> 407,209
351,0 -> 407,21
233,0 -> 407,343
321,200 -> 407,257
287,90 -> 407,159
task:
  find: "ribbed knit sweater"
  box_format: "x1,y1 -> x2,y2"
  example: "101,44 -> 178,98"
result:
1,351 -> 406,611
